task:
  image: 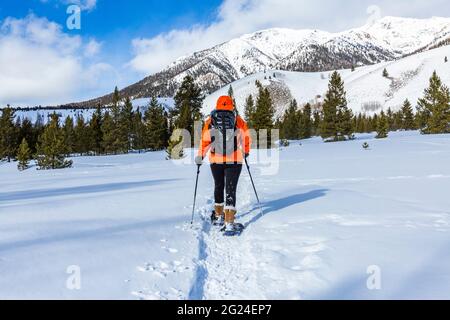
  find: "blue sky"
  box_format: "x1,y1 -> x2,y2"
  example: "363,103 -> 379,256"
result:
0,0 -> 449,106
0,0 -> 222,61
0,0 -> 222,36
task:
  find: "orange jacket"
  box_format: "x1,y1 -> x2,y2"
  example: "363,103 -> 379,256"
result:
198,96 -> 251,164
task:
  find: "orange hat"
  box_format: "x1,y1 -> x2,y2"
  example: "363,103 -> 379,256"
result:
216,96 -> 234,111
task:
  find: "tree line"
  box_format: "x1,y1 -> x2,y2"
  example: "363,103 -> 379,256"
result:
275,70 -> 450,142
1,75 -> 205,170
2,70 -> 449,170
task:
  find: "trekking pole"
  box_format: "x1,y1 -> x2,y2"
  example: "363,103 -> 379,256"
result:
244,157 -> 263,216
191,164 -> 201,225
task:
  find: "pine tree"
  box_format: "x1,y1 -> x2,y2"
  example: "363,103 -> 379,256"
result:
386,108 -> 395,131
101,111 -> 115,154
382,68 -> 389,78
244,94 -> 256,128
33,113 -> 45,150
299,103 -> 313,139
132,108 -> 146,152
414,111 -> 422,130
400,99 -> 416,130
417,71 -> 450,134
110,86 -> 123,153
172,76 -> 203,142
161,111 -> 170,149
0,107 -> 17,162
280,100 -> 299,139
376,111 -> 389,139
336,105 -> 354,140
321,71 -> 348,141
18,118 -> 37,154
366,115 -> 373,132
227,85 -> 234,98
144,97 -> 169,151
90,105 -> 104,155
253,87 -> 275,130
62,116 -> 75,155
371,114 -> 379,133
355,114 -> 365,133
167,112 -> 174,137
36,113 -> 72,170
365,115 -> 373,133
119,97 -> 134,152
253,85 -> 275,147
17,138 -> 31,171
74,114 -> 89,155
393,111 -> 403,131
228,85 -> 237,109
14,117 -> 22,154
111,86 -> 121,119
312,110 -> 321,136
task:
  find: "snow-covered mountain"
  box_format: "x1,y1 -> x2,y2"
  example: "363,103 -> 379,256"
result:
203,43 -> 450,116
67,16 -> 450,108
12,43 -> 450,122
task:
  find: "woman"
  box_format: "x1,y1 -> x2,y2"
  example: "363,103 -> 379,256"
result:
195,96 -> 251,234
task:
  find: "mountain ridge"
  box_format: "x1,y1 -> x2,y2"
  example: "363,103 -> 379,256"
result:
62,16 -> 450,108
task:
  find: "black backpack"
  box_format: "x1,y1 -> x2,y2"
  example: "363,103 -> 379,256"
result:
210,110 -> 238,156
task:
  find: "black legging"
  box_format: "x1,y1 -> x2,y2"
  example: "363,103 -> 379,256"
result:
210,163 -> 242,208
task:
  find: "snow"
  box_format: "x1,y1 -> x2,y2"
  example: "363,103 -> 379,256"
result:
1,131 -> 450,299
10,98 -> 174,124
359,16 -> 450,53
203,44 -> 450,116
131,97 -> 174,109
217,28 -> 333,77
14,109 -> 97,124
212,16 -> 450,77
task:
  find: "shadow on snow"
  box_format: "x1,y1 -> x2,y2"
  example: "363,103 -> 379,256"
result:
0,179 -> 180,202
244,189 -> 329,228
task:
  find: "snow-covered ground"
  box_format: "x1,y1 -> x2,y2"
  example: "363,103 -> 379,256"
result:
1,131 -> 450,299
203,44 -> 450,116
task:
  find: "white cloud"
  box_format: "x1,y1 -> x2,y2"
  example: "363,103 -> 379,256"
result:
129,0 -> 450,74
65,0 -> 97,11
0,14 -> 116,106
40,0 -> 98,11
84,38 -> 101,57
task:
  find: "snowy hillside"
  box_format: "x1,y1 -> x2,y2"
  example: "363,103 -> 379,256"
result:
203,44 -> 450,116
166,16 -> 450,88
1,131 -> 450,299
12,98 -> 174,124
359,16 -> 450,53
65,16 -> 450,108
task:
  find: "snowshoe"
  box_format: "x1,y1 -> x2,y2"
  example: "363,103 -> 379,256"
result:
221,223 -> 245,236
211,211 -> 224,226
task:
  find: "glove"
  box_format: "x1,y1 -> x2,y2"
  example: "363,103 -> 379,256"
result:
245,153 -> 250,159
195,155 -> 203,166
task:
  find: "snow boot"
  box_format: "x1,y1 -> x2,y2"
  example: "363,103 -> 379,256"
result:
224,208 -> 236,225
211,204 -> 225,226
222,209 -> 244,236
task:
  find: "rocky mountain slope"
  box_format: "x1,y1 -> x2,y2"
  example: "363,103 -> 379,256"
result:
65,16 -> 450,108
